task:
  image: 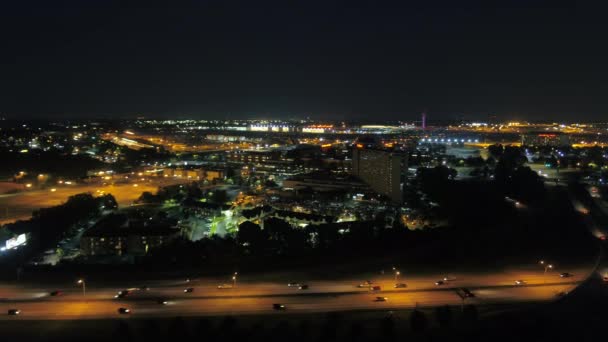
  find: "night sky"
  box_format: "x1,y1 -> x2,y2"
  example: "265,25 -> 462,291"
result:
0,1 -> 606,121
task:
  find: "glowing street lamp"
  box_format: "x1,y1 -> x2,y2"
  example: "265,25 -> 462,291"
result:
394,270 -> 401,283
77,279 -> 86,297
539,261 -> 553,283
232,272 -> 238,288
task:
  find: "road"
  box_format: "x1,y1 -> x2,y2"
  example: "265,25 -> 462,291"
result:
0,179 -> 192,225
0,267 -> 587,320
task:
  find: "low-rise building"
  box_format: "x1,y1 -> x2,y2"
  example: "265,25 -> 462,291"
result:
521,131 -> 570,147
282,171 -> 369,193
80,214 -> 179,256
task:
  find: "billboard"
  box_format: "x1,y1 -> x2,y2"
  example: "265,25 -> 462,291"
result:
5,234 -> 27,250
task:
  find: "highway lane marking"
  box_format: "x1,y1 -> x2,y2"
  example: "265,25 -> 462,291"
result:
0,281 -> 581,303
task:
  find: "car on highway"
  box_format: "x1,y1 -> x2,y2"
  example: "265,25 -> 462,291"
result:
217,284 -> 233,289
115,290 -> 131,298
374,297 -> 388,302
443,276 -> 456,282
139,286 -> 150,291
515,280 -> 527,285
357,280 -> 374,288
394,283 -> 407,288
600,235 -> 607,241
460,288 -> 475,298
560,272 -> 573,278
184,287 -> 194,293
157,299 -> 169,305
117,308 -> 131,314
435,280 -> 445,286
287,282 -> 301,287
603,276 -> 608,283
7,309 -> 20,315
273,304 -> 286,310
49,290 -> 63,296
371,285 -> 382,291
298,284 -> 309,290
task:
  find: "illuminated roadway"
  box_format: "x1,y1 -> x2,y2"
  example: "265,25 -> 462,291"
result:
0,267 -> 589,320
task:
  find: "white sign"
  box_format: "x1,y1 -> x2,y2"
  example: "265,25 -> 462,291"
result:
6,234 -> 27,250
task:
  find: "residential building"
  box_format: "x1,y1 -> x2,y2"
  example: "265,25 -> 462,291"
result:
351,145 -> 405,203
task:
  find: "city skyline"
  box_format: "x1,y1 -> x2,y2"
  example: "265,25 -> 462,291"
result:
2,3 -> 608,339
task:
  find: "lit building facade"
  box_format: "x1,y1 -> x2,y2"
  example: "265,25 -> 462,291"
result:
351,147 -> 405,203
521,132 -> 570,147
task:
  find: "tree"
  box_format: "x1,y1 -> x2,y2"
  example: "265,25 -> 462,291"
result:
209,190 -> 228,204
510,166 -> 545,202
348,322 -> 365,342
416,165 -> 457,201
319,312 -> 341,341
185,182 -> 203,199
237,221 -> 268,254
380,316 -> 395,337
99,194 -> 118,209
271,321 -> 291,342
435,305 -> 453,328
137,191 -> 158,204
167,316 -> 187,338
488,144 -> 504,159
410,309 -> 428,333
462,304 -> 479,325
141,319 -> 161,342
194,318 -> 214,340
264,217 -> 291,242
113,320 -> 132,342
218,316 -> 238,341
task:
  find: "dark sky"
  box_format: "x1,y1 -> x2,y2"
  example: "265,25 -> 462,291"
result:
0,0 -> 606,121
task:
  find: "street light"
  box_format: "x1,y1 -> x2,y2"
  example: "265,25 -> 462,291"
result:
394,270 -> 401,283
539,261 -> 553,283
232,272 -> 238,288
77,279 -> 86,297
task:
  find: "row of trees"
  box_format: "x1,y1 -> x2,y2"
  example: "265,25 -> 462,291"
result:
104,306 -> 479,342
416,144 -> 546,206
1,193 -> 117,264
0,149 -> 104,179
491,145 -> 546,203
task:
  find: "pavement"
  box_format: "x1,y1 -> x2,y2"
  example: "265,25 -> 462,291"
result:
0,178 -> 192,225
0,267 -> 588,320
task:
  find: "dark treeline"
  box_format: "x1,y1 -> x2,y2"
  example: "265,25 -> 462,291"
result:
144,185 -> 593,273
0,150 -> 104,179
0,193 -> 117,266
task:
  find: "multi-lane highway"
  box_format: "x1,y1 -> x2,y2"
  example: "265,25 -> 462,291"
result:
0,267 -> 589,320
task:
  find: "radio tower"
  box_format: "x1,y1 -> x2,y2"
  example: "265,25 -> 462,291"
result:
421,112 -> 427,130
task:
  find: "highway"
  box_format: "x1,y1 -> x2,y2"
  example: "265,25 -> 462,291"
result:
0,267 -> 588,320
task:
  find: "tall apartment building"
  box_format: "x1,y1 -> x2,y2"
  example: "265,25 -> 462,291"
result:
351,146 -> 405,203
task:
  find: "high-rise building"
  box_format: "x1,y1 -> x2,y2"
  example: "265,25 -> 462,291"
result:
351,145 -> 405,203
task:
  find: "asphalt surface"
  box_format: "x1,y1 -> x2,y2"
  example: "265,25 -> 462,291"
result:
0,268 -> 587,320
